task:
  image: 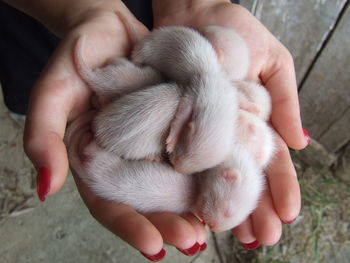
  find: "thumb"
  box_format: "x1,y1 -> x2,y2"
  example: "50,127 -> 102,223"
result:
24,64 -> 89,201
24,125 -> 69,201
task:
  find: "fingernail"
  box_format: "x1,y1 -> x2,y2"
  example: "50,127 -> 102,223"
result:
177,242 -> 201,256
201,220 -> 206,226
242,240 -> 260,250
36,167 -> 51,202
283,218 -> 296,224
140,248 -> 166,262
303,128 -> 311,145
200,242 -> 207,252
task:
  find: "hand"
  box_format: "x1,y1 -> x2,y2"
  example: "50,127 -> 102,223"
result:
22,1 -> 207,258
153,0 -> 309,247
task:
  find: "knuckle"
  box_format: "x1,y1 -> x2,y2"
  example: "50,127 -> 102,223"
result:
281,48 -> 294,66
23,132 -> 39,160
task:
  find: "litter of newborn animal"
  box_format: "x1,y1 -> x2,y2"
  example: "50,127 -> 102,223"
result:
65,24 -> 275,233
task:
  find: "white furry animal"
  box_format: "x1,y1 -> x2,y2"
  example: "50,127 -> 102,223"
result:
84,81 -> 272,231
69,25 -> 275,232
233,81 -> 275,168
129,26 -> 238,175
235,80 -> 272,121
198,25 -> 249,81
74,26 -> 248,175
93,83 -> 181,160
64,111 -> 195,214
195,148 -> 264,232
194,80 -> 274,232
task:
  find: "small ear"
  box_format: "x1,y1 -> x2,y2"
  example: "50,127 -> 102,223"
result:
215,47 -> 224,63
221,169 -> 241,185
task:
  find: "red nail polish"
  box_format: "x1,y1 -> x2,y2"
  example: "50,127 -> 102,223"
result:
303,128 -> 311,145
201,220 -> 206,226
242,240 -> 260,250
36,167 -> 51,202
200,242 -> 207,252
140,248 -> 166,262
283,218 -> 296,224
177,242 -> 201,256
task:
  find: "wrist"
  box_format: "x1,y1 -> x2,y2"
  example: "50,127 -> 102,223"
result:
61,0 -> 133,35
2,0 -> 129,37
152,0 -> 230,27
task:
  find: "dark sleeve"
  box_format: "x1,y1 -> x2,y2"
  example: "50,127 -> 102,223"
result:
0,0 -> 238,115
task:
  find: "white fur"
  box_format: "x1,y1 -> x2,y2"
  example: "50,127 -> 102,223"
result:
93,83 -> 181,160
199,25 -> 249,81
65,113 -> 195,214
235,110 -> 275,168
196,149 -> 264,232
132,26 -> 238,174
235,80 -> 272,121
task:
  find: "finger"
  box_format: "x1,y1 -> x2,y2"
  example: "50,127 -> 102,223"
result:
266,134 -> 301,223
74,176 -> 164,255
24,44 -> 89,200
181,212 -> 208,245
146,212 -> 201,254
261,48 -> 308,150
251,186 -> 282,246
232,217 -> 256,244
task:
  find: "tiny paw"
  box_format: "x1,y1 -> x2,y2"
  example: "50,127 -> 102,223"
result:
166,98 -> 193,153
145,155 -> 162,162
107,57 -> 133,67
221,169 -> 241,185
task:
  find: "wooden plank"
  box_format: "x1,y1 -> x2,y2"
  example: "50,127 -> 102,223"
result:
253,0 -> 347,83
299,5 -> 350,151
319,107 -> 350,152
292,138 -> 337,168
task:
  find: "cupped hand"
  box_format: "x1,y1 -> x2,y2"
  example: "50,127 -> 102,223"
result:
153,0 -> 309,247
23,4 -> 207,258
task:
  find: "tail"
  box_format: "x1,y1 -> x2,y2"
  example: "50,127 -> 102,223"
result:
64,111 -> 96,176
73,36 -> 100,88
115,11 -> 141,46
73,36 -> 117,92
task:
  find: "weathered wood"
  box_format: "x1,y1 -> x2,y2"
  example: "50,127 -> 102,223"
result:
319,107 -> 350,152
292,138 -> 337,168
335,141 -> 350,181
239,0 -> 256,12
253,0 -> 347,84
299,4 -> 350,151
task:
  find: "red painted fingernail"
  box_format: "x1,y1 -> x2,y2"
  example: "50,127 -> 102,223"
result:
201,220 -> 206,226
283,218 -> 296,224
242,240 -> 260,250
200,242 -> 207,252
36,167 -> 51,202
303,128 -> 311,145
177,242 -> 201,256
140,248 -> 166,262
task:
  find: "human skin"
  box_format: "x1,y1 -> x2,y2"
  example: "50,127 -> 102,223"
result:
3,0 -> 307,256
